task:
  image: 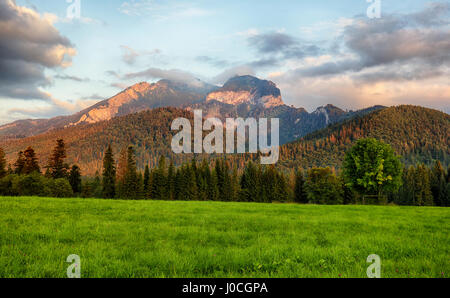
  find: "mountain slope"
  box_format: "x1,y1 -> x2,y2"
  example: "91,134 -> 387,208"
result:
1,105 -> 447,176
0,108 -> 194,176
188,99 -> 385,144
0,79 -> 216,139
0,75 -> 384,145
279,105 -> 450,169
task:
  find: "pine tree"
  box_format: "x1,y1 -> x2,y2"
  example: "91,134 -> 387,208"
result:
403,166 -> 416,206
239,161 -> 260,202
150,156 -> 168,200
230,165 -> 239,202
116,147 -> 128,184
92,171 -> 103,198
143,164 -> 150,194
276,171 -> 289,202
215,159 -> 232,201
305,167 -> 343,205
69,165 -> 82,194
294,170 -> 308,203
413,164 -> 433,206
167,161 -> 175,200
430,161 -> 446,206
23,146 -> 40,174
205,161 -> 218,201
48,139 -> 69,179
195,159 -> 207,201
0,147 -> 6,179
14,151 -> 25,175
185,163 -> 198,200
261,166 -> 277,203
102,145 -> 116,199
121,146 -> 142,199
214,159 -> 224,200
174,168 -> 182,200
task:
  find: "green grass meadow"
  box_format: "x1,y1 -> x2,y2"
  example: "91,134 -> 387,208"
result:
0,196 -> 448,278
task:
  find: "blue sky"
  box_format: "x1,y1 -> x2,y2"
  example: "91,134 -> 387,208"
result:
1,0 -> 449,124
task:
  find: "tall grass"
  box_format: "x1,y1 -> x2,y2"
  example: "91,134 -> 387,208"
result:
0,196 -> 448,278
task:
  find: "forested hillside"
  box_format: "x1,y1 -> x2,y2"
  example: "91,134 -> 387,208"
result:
279,105 -> 450,169
1,105 -> 448,176
0,108 -> 194,175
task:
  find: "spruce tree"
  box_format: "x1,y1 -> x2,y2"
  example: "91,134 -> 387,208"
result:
276,171 -> 289,202
230,165 -> 239,202
115,147 -> 128,197
205,161 -> 218,201
116,147 -> 128,184
430,161 -> 446,206
0,147 -> 6,179
102,145 -> 116,199
414,164 -> 433,206
239,161 -> 259,202
174,168 -> 182,200
48,139 -> 69,179
185,164 -> 198,200
23,146 -> 40,174
121,146 -> 142,199
14,151 -> 25,175
143,164 -> 150,194
92,171 -> 103,198
261,166 -> 277,203
167,161 -> 175,200
69,165 -> 82,194
221,160 -> 232,201
150,156 -> 168,200
294,170 -> 308,203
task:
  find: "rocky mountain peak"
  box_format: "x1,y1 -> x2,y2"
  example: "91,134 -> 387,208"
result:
206,75 -> 284,108
127,81 -> 152,93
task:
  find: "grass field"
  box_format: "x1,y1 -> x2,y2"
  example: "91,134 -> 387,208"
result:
0,196 -> 448,278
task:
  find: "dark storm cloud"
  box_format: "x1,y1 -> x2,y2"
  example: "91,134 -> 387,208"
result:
411,2 -> 450,27
248,32 -> 321,59
288,2 -> 450,83
248,58 -> 280,68
353,65 -> 446,84
0,0 -> 76,100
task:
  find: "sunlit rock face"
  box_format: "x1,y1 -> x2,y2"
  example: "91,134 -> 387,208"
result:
73,82 -> 152,125
69,80 -> 216,126
206,75 -> 284,108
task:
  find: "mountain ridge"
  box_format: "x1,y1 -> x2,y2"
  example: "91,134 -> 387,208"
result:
279,105 -> 450,169
0,105 -> 447,176
0,75 -> 384,141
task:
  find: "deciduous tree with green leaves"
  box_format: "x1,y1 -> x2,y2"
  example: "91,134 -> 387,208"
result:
343,138 -> 402,201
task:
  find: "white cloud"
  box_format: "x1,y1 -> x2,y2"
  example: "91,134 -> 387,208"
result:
119,0 -> 213,20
